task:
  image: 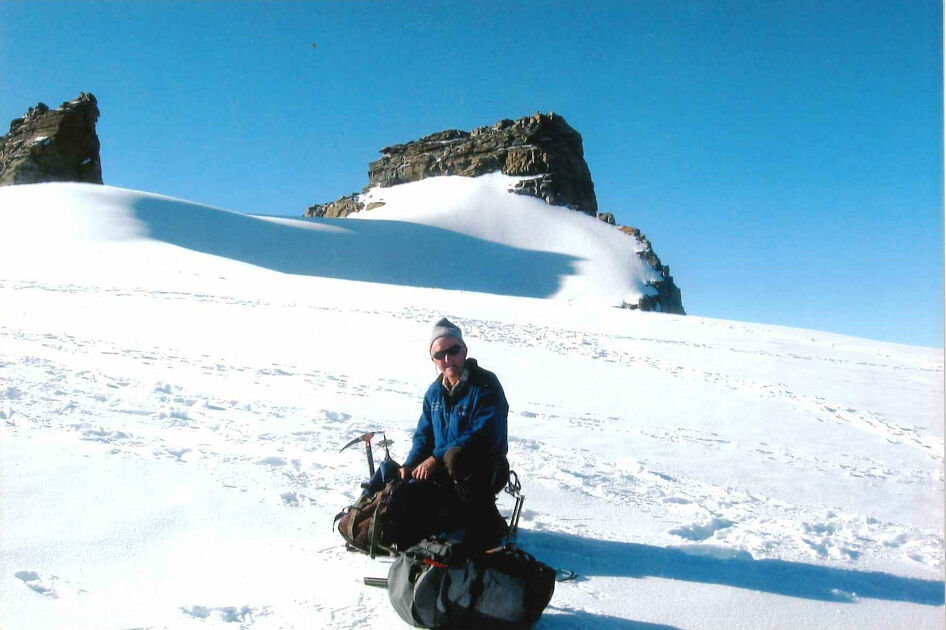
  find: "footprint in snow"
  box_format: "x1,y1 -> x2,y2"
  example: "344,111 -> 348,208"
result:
281,491 -> 304,506
316,409 -> 351,424
181,604 -> 267,624
669,517 -> 735,541
14,571 -> 84,599
256,456 -> 288,467
161,447 -> 191,461
15,571 -> 57,598
153,382 -> 179,394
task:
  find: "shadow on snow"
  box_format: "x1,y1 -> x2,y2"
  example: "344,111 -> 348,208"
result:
131,197 -> 580,298
521,530 -> 944,607
540,606 -> 683,630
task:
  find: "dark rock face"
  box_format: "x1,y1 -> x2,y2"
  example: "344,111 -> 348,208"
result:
367,112 -> 597,215
305,193 -> 386,218
592,215 -> 684,313
306,193 -> 363,219
618,225 -> 685,315
0,93 -> 102,187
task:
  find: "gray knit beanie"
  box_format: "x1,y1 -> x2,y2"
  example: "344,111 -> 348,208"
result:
429,317 -> 464,351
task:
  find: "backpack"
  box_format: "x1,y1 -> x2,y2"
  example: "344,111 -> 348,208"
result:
387,539 -> 556,629
335,480 -> 461,557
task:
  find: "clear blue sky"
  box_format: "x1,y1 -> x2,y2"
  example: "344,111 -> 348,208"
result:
2,1 -> 942,347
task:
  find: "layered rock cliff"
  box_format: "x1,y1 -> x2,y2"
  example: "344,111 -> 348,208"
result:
307,112 -> 595,219
0,93 -> 102,187
368,113 -> 597,215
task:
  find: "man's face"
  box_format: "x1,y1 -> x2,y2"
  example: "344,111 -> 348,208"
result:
430,336 -> 467,384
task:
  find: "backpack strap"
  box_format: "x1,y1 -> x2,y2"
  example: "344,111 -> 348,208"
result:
332,508 -> 347,530
332,495 -> 368,530
367,482 -> 396,558
458,550 -> 488,627
334,492 -> 376,553
343,506 -> 361,549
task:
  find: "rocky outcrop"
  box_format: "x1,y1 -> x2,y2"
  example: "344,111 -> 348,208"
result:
304,193 -> 388,218
306,193 -> 363,219
590,215 -> 686,314
0,93 -> 102,187
305,112 -> 684,315
369,113 -> 597,215
614,224 -> 685,315
306,112 -> 596,218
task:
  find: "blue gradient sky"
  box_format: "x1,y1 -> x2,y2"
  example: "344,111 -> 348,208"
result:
1,1 -> 942,347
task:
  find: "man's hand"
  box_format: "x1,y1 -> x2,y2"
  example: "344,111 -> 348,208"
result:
398,466 -> 411,481
411,456 -> 440,480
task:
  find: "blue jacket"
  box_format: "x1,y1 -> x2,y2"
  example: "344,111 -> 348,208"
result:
404,359 -> 508,468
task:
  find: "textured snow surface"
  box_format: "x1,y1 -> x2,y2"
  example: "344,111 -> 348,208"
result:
0,183 -> 943,629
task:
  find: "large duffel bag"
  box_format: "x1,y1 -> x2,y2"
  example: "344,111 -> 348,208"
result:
335,480 -> 460,557
387,539 -> 556,629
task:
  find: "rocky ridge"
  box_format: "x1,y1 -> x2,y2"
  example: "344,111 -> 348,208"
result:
305,112 -> 684,314
0,93 -> 102,186
306,112 -> 597,218
368,113 -> 597,214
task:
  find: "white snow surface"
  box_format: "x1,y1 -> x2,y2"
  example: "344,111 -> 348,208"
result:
355,174 -> 662,306
0,181 -> 943,629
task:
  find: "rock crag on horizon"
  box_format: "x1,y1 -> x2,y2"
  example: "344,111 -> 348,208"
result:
369,112 -> 598,215
306,112 -> 596,219
0,93 -> 102,187
305,112 -> 685,314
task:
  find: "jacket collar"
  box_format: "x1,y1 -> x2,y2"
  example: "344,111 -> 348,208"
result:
440,358 -> 477,398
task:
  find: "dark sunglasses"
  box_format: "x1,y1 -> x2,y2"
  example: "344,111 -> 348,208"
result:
432,344 -> 463,361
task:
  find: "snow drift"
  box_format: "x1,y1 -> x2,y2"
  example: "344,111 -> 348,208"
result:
0,176 -> 661,306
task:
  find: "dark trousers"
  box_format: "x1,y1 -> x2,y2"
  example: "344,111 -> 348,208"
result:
442,445 -> 510,548
443,446 -> 509,500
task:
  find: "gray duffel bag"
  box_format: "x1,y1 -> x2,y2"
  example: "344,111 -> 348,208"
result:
387,538 -> 556,629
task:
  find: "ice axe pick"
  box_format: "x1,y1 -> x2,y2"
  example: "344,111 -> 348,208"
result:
340,431 -> 376,476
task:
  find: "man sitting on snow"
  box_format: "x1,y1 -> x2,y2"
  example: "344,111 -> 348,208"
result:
399,317 -> 510,548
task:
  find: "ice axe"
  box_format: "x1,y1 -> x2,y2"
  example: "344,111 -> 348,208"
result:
376,433 -> 393,462
340,431 -> 376,476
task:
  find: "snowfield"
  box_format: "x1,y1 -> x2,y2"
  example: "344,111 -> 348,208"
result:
0,181 -> 943,629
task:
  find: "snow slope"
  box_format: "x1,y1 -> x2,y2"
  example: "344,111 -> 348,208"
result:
0,182 -> 943,629
355,174 -> 663,306
0,176 -> 661,306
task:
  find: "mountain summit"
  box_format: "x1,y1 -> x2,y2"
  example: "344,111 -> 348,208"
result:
306,112 -> 685,314
306,112 -> 595,218
368,112 -> 597,215
0,92 -> 102,187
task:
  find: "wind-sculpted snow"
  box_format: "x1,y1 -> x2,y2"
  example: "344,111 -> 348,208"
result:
143,199 -> 585,298
0,183 -> 942,629
0,182 -> 580,298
